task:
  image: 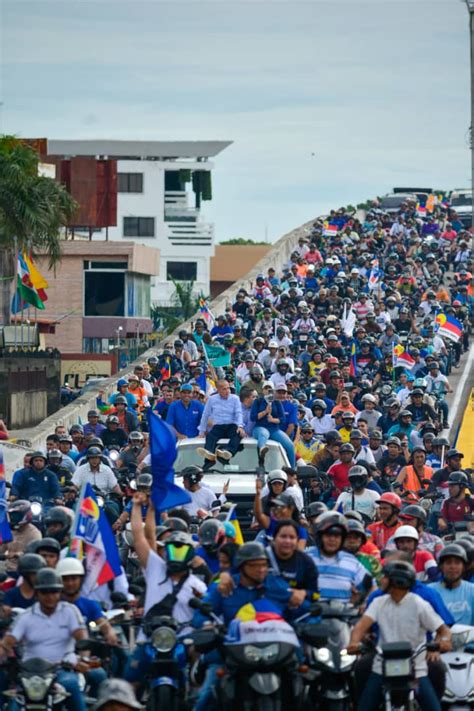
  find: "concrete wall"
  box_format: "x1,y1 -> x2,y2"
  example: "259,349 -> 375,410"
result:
4,216 -> 315,475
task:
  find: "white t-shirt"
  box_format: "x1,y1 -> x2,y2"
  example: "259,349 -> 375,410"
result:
142,550 -> 207,634
72,463 -> 118,493
364,592 -> 443,677
335,489 -> 380,519
180,485 -> 224,516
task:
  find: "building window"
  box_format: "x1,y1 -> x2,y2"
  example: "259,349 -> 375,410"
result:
84,272 -> 125,316
123,217 -> 155,237
166,261 -> 197,281
118,173 -> 144,193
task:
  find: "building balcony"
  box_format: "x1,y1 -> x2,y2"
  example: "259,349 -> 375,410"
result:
164,190 -> 199,219
166,220 -> 214,247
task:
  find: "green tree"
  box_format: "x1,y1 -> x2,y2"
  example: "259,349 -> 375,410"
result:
151,280 -> 206,334
0,135 -> 77,325
219,237 -> 268,245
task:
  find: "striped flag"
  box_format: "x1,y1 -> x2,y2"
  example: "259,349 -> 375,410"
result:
323,221 -> 338,237
368,259 -> 381,290
349,341 -> 358,378
199,297 -> 215,326
225,504 -> 244,545
393,344 -> 416,370
435,313 -> 462,343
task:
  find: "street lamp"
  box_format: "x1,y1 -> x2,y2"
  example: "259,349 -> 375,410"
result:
465,0 -> 474,243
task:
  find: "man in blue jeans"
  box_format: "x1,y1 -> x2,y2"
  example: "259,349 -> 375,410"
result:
347,560 -> 451,711
197,379 -> 245,471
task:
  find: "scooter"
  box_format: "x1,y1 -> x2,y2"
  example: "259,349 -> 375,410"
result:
441,624 -> 474,709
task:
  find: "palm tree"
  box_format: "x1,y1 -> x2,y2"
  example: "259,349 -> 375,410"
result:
0,135 -> 77,326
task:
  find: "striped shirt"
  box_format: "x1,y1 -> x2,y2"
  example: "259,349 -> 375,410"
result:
306,548 -> 369,601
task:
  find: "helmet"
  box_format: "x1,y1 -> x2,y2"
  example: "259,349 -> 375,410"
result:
31,537 -> 61,556
106,415 -> 120,425
325,429 -> 342,444
47,449 -> 63,461
344,510 -> 364,523
44,506 -> 73,542
34,568 -> 64,592
136,473 -> 153,489
455,538 -> 474,564
30,451 -> 47,464
339,443 -> 355,454
129,431 -> 144,443
267,469 -> 288,486
438,544 -> 468,565
393,525 -> 419,542
312,399 -> 327,411
383,561 -> 416,590
114,395 -> 128,405
117,378 -> 129,388
377,492 -> 402,511
235,542 -> 269,569
8,500 -> 33,528
18,553 -> 47,576
181,466 -> 203,486
56,558 -> 85,577
341,412 -> 355,420
349,429 -> 363,440
447,471 -> 469,486
307,502 -> 328,519
86,446 -> 103,458
164,532 -> 196,573
346,519 -> 367,542
69,424 -> 84,434
163,517 -> 189,533
400,504 -> 427,525
348,465 -> 368,489
199,519 -> 225,552
314,512 -> 348,541
93,679 -> 141,711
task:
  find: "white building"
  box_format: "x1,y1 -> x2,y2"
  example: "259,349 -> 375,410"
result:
48,139 -> 232,305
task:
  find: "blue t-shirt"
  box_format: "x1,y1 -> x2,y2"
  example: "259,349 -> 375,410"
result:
4,586 -> 35,609
74,596 -> 104,623
266,518 -> 308,541
430,580 -> 474,625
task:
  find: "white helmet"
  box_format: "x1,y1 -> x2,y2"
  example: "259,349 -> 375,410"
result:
393,525 -> 419,542
56,558 -> 85,577
267,469 -> 288,485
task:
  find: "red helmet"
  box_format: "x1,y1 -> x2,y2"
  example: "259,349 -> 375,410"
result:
327,356 -> 339,365
452,300 -> 462,307
376,492 -> 402,511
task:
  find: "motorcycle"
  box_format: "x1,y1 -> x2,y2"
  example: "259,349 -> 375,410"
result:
303,601 -> 359,711
3,658 -> 69,710
441,624 -> 474,709
189,597 -> 305,710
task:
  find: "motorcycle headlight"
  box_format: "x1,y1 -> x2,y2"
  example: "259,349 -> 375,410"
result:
259,644 -> 279,662
151,626 -> 176,653
339,648 -> 356,670
21,675 -> 53,701
30,502 -> 42,517
244,645 -> 262,662
384,658 -> 411,678
315,647 -> 333,666
109,450 -> 120,462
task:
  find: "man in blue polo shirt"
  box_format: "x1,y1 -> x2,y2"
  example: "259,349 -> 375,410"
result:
166,383 -> 204,439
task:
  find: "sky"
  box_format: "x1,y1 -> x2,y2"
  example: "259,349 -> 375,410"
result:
0,0 -> 470,243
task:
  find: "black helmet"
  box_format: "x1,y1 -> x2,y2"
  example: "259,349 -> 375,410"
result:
447,471 -> 469,486
314,512 -> 348,541
30,537 -> 61,555
44,506 -> 72,542
30,451 -> 47,464
114,395 -> 128,405
455,538 -> 474,564
86,446 -> 103,458
383,561 -> 416,590
235,542 -> 269,569
47,449 -> 63,461
400,504 -> 427,525
307,501 -> 328,519
199,519 -> 225,552
348,465 -> 368,489
18,553 -> 47,576
346,519 -> 367,542
88,437 -> 104,449
325,429 -> 342,445
312,399 -> 327,411
344,510 -> 364,523
34,568 -> 64,591
164,532 -> 195,573
163,517 -> 189,533
8,500 -> 33,528
181,466 -> 203,486
438,544 -> 468,565
136,473 -> 153,489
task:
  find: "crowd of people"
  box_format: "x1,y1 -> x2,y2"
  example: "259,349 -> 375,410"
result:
1,195 -> 473,710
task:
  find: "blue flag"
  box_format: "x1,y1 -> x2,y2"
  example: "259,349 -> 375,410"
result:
0,448 -> 12,544
147,411 -> 192,512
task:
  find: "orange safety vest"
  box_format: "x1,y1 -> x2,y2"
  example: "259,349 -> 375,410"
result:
400,465 -> 433,493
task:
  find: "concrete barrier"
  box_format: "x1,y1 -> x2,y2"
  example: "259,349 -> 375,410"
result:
5,217 -> 315,472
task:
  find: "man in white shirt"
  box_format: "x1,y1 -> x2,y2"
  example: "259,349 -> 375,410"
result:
348,560 -> 451,711
179,467 -> 228,517
72,449 -> 121,495
335,466 -> 380,520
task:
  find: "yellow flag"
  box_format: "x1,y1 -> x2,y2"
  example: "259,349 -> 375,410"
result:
23,253 -> 49,290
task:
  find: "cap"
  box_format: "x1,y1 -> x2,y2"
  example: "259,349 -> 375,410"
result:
180,383 -> 193,392
275,383 -> 288,391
